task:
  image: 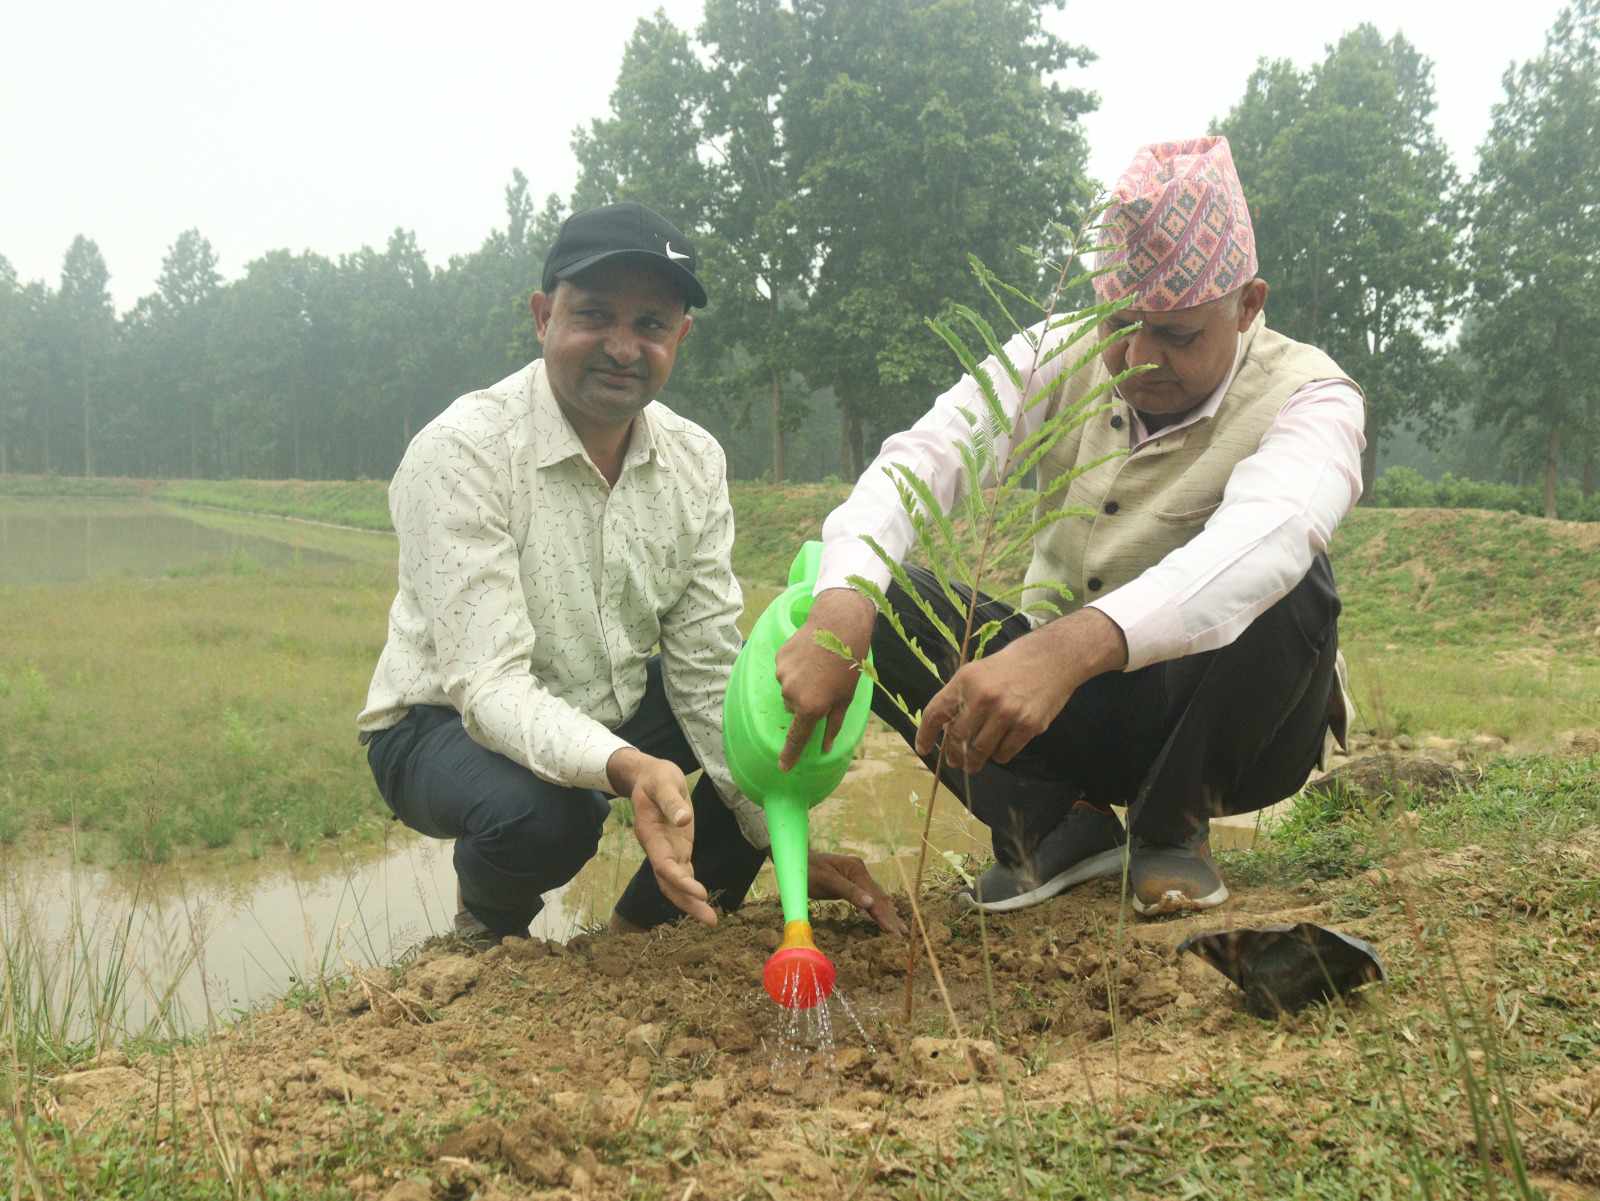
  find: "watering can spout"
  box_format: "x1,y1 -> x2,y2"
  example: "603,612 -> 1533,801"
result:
723,541 -> 874,1009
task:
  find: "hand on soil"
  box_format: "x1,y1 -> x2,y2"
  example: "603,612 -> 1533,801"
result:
613,750 -> 716,926
776,588 -> 877,770
808,851 -> 908,935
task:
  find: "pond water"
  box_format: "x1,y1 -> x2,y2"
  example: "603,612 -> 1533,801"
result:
1,725 -> 993,1037
0,499 -> 351,584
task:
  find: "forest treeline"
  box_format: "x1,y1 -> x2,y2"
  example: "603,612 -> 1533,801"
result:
2,0 -> 1596,515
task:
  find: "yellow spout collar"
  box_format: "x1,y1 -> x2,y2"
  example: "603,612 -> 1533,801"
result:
777,920 -> 817,951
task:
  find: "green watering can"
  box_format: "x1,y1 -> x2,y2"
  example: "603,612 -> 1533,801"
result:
723,541 -> 874,1008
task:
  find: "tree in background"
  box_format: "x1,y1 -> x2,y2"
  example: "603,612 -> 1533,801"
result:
575,4 -> 817,481
1219,26 -> 1465,498
576,0 -> 1096,480
56,237 -> 116,477
0,257 -> 49,474
789,0 -> 1095,477
434,170 -> 563,400
142,229 -> 224,477
1465,0 -> 1600,517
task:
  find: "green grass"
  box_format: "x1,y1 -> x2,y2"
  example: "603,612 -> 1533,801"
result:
0,514 -> 396,864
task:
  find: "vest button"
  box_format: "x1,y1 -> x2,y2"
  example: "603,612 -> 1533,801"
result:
1109,413 -> 1124,430
1103,500 -> 1119,515
1087,577 -> 1103,592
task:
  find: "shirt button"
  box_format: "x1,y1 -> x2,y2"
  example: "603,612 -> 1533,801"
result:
1103,500 -> 1119,515
1087,577 -> 1103,592
1109,413 -> 1124,430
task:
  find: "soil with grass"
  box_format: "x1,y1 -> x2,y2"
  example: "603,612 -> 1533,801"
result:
27,774 -> 1600,1200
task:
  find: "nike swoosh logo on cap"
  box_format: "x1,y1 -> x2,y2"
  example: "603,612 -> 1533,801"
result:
664,243 -> 691,262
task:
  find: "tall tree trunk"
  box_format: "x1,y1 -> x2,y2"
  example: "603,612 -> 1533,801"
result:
190,401 -> 200,479
839,404 -> 866,480
80,337 -> 95,478
1585,393 -> 1597,498
1544,424 -> 1560,520
850,410 -> 866,479
1359,430 -> 1378,505
770,368 -> 785,483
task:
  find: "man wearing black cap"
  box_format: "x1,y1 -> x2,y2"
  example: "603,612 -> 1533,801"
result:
358,202 -> 903,943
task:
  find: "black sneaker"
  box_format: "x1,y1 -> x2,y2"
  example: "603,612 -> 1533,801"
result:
961,801 -> 1127,913
1128,833 -> 1229,917
454,886 -> 501,950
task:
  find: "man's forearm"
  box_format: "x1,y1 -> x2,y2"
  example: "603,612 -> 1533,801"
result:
1032,606 -> 1129,686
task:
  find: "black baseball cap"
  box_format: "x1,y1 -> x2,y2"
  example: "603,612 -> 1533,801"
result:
541,202 -> 708,309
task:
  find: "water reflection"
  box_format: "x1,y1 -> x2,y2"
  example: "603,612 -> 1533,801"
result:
0,726 -> 989,1037
1,825 -> 631,1036
0,500 -> 347,584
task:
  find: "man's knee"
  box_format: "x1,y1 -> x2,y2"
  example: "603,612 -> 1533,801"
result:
473,784 -> 610,882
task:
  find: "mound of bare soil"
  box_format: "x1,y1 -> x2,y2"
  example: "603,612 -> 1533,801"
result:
1304,752 -> 1472,807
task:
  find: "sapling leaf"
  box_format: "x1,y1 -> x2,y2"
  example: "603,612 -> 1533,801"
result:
813,627 -> 860,666
887,464 -> 973,592
1000,503 -> 1101,566
948,303 -> 1020,391
972,617 -> 1007,661
971,254 -> 1041,329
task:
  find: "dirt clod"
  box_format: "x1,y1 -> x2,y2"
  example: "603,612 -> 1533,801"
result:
624,1022 -> 663,1056
52,1066 -> 142,1101
908,1037 -> 1004,1083
411,955 -> 480,1004
1304,752 -> 1469,806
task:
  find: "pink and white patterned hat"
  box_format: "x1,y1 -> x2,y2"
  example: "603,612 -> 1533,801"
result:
1092,136 -> 1258,311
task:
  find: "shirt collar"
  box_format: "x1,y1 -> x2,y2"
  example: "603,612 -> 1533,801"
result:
529,359 -> 659,473
1124,333 -> 1246,449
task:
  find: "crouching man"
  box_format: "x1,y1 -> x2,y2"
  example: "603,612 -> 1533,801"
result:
359,202 -> 903,942
776,139 -> 1363,918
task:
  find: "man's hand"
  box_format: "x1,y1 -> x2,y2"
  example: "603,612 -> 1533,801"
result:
608,748 -> 716,926
775,588 -> 878,771
808,851 -> 908,935
916,609 -> 1128,775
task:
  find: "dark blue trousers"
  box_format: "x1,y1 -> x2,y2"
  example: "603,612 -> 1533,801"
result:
364,659 -> 766,936
868,557 -> 1342,863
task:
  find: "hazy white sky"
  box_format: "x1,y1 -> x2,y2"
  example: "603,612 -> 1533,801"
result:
0,0 -> 1569,310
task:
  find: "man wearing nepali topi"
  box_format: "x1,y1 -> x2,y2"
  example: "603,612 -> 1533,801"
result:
775,136 -> 1365,917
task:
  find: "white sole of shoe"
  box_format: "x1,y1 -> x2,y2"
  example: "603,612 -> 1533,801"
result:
1129,880 -> 1231,918
961,847 -> 1128,914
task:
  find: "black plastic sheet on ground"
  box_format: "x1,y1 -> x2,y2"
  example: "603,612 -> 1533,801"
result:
1178,923 -> 1386,1017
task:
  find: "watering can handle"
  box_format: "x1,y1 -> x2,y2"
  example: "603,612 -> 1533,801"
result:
787,540 -> 824,589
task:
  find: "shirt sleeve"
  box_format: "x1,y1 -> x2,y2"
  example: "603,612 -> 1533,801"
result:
657,456 -> 770,849
817,319 -> 1070,596
390,426 -> 628,791
1087,378 -> 1366,670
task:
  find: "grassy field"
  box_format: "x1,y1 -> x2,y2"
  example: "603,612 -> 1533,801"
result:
0,503 -> 398,862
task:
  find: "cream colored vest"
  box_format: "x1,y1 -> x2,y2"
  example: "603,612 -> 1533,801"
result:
1022,314 -> 1359,616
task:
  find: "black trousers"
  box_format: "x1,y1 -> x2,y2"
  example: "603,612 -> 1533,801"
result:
365,658 -> 766,936
867,557 -> 1342,864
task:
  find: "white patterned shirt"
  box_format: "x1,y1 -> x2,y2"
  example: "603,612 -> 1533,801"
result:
358,359 -> 766,847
